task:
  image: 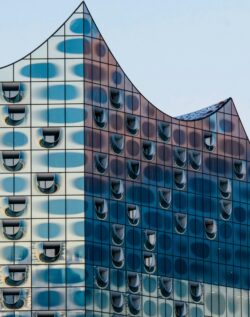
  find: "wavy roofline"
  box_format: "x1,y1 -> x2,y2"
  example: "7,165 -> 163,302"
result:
0,1 -> 247,133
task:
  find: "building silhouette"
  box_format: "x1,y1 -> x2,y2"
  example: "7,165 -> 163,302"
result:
0,2 -> 249,316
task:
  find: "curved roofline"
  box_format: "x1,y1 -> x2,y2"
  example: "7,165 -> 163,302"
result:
0,1 -> 245,129
0,2 -> 84,70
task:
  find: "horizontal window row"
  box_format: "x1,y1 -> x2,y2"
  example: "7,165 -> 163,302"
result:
95,269 -> 203,303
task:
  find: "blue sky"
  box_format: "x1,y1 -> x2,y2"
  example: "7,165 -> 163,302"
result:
0,0 -> 250,136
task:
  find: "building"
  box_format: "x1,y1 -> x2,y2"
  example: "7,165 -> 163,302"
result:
0,1 -> 249,316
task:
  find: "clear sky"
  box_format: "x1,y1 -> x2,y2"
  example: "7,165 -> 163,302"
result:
0,0 -> 250,136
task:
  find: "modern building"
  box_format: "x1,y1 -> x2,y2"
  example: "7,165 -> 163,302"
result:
0,1 -> 249,316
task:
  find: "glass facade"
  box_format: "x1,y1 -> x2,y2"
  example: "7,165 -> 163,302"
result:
0,2 -> 249,316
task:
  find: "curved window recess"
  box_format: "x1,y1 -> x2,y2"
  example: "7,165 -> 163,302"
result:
40,128 -> 61,148
190,282 -> 202,303
126,115 -> 139,135
219,178 -> 231,199
204,219 -> 217,240
160,277 -> 172,298
111,246 -> 124,268
158,122 -> 171,142
234,160 -> 246,180
112,224 -> 125,245
2,151 -> 23,172
127,205 -> 140,226
6,105 -> 26,126
38,242 -> 62,263
204,132 -> 216,151
93,107 -> 107,128
36,173 -> 57,194
2,82 -> 23,103
174,170 -> 186,190
5,196 -> 27,217
96,267 -> 109,289
127,160 -> 140,179
144,252 -> 156,273
175,213 -> 187,234
143,141 -> 156,160
159,188 -> 172,209
128,294 -> 141,315
2,289 -> 26,309
220,200 -> 232,220
111,134 -> 124,154
128,272 -> 140,293
189,150 -> 202,170
175,302 -> 188,317
111,179 -> 124,200
110,88 -> 122,109
95,153 -> 108,173
144,230 -> 156,250
111,292 -> 124,313
3,265 -> 27,286
94,198 -> 108,220
174,148 -> 187,167
2,220 -> 24,240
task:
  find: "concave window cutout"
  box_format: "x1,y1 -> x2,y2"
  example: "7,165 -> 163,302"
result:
40,128 -> 61,148
111,134 -> 124,154
6,105 -> 26,126
2,82 -> 23,103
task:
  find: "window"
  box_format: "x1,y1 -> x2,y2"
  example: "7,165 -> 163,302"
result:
158,122 -> 171,142
220,200 -> 232,220
111,292 -> 124,313
110,88 -> 122,108
94,198 -> 108,220
143,141 -> 156,160
204,132 -> 216,151
111,247 -> 124,268
2,82 -> 23,103
111,134 -> 124,154
36,173 -> 57,194
127,205 -> 140,226
126,115 -> 139,135
95,267 -> 109,289
127,160 -> 140,179
2,220 -> 24,240
159,188 -> 172,209
38,242 -> 62,263
93,107 -> 107,128
128,272 -> 140,293
2,151 -> 23,171
40,128 -> 61,148
6,105 -> 26,125
144,252 -> 156,273
219,178 -> 231,199
234,160 -> 246,180
111,179 -> 124,200
175,213 -> 187,234
189,282 -> 202,302
204,219 -> 217,240
175,302 -> 187,317
5,196 -> 27,217
174,148 -> 187,167
160,277 -> 172,298
144,230 -> 156,250
4,265 -> 27,286
128,294 -> 141,315
95,153 -> 108,173
174,170 -> 186,190
189,150 -> 201,170
2,289 -> 25,309
112,224 -> 125,245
